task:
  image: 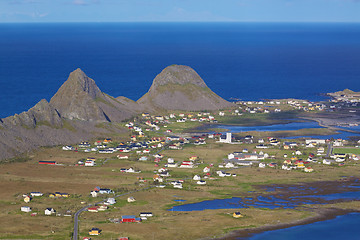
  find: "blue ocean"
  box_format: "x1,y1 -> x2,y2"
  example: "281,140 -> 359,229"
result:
1,22 -> 360,118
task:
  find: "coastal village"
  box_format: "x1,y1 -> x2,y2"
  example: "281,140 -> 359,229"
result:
0,66 -> 359,240
8,96 -> 360,240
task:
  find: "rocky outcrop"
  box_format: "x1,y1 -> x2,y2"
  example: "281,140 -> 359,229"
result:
3,99 -> 62,128
0,68 -> 139,161
50,68 -> 140,122
137,65 -> 233,111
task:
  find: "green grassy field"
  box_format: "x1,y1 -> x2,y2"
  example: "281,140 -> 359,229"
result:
333,147 -> 360,155
1,111 -> 360,239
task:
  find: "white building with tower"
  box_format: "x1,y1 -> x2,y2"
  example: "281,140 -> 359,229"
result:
219,132 -> 232,143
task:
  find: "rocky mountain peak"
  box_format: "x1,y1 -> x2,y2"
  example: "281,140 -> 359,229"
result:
138,64 -> 233,111
49,69 -> 141,122
61,68 -> 102,99
150,65 -> 207,90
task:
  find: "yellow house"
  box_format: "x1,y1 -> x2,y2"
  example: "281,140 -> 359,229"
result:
304,167 -> 314,173
189,156 -> 198,161
89,228 -> 101,236
61,193 -> 70,198
49,193 -> 55,198
296,163 -> 305,168
283,159 -> 292,165
233,212 -> 243,218
24,195 -> 31,203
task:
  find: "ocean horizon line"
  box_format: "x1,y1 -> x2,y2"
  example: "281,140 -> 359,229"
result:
1,21 -> 360,24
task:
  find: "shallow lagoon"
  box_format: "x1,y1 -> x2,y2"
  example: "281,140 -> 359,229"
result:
217,121 -> 322,132
217,121 -> 360,139
168,184 -> 360,212
245,212 -> 360,240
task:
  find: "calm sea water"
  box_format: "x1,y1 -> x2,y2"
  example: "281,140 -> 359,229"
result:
1,22 -> 360,118
246,213 -> 360,240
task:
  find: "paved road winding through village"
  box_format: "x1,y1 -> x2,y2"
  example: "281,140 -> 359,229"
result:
72,186 -> 153,240
326,143 -> 333,158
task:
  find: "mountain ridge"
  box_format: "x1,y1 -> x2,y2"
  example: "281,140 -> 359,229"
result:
0,65 -> 232,161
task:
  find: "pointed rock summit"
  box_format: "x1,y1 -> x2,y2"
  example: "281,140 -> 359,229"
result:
138,65 -> 233,111
50,68 -> 140,122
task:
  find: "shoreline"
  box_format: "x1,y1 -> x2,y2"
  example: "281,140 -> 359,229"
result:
211,208 -> 359,240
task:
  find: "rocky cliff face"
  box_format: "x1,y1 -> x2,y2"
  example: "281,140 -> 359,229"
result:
0,68 -> 140,161
50,68 -> 140,122
137,65 -> 233,111
3,99 -> 62,128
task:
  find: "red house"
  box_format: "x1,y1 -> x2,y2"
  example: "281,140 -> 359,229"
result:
121,215 -> 141,223
38,161 -> 56,165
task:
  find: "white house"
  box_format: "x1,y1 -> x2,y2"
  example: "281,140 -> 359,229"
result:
106,198 -> 116,205
167,163 -> 178,168
125,167 -> 136,173
306,139 -> 326,145
90,191 -> 98,197
173,183 -> 183,189
85,160 -> 95,167
45,208 -> 56,215
180,161 -> 194,168
30,192 -> 43,197
216,170 -> 227,177
323,159 -> 333,165
193,175 -> 201,181
139,156 -> 148,161
62,145 -> 74,151
21,206 -> 31,213
219,132 -> 232,143
197,180 -> 206,185
228,152 -> 265,161
225,162 -> 235,168
203,166 -> 210,173
333,140 -> 344,147
259,163 -> 266,168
